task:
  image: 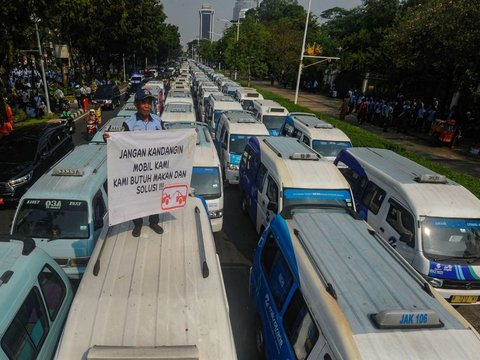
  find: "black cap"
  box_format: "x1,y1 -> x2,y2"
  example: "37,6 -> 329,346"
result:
135,88 -> 154,101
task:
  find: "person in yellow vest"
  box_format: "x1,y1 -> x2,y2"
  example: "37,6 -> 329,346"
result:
94,103 -> 102,125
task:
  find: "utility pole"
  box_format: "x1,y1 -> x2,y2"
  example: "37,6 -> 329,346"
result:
32,14 -> 52,114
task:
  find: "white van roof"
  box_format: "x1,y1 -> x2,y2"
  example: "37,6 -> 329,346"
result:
253,99 -> 288,114
55,197 -> 237,360
258,136 -> 350,190
289,112 -> 352,143
342,148 -> 480,218
21,144 -> 107,200
282,210 -> 480,359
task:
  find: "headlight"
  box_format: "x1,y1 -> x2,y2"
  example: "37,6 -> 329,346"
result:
227,163 -> 239,171
422,274 -> 443,288
209,210 -> 223,219
8,173 -> 32,187
105,100 -> 112,103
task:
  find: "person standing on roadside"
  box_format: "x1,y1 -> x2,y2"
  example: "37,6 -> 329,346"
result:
105,88 -> 164,237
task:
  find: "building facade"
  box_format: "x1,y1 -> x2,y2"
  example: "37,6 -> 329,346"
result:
199,4 -> 215,41
233,0 -> 257,20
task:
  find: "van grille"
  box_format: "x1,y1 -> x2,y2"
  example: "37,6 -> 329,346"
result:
442,280 -> 480,290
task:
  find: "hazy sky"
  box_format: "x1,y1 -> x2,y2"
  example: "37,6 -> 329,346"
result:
161,0 -> 363,46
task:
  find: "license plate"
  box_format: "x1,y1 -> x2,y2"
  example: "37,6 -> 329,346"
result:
450,295 -> 479,304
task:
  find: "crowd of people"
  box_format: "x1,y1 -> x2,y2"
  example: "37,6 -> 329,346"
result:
339,89 -> 480,148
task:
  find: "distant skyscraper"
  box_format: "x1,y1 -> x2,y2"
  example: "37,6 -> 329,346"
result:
199,4 -> 214,41
233,0 -> 256,20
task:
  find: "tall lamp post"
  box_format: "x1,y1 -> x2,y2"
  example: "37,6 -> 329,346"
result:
294,1 -> 340,104
31,14 -> 51,114
294,0 -> 312,105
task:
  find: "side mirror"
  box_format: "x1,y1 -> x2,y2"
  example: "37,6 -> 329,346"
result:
267,201 -> 278,213
94,218 -> 104,230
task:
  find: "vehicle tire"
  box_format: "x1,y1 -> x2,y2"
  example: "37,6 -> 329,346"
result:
255,317 -> 265,357
241,193 -> 248,215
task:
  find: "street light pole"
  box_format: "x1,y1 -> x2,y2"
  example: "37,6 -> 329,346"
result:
32,15 -> 52,113
294,0 -> 312,104
234,20 -> 240,81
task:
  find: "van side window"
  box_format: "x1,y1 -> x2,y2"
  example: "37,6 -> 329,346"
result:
93,190 -> 107,221
284,290 -> 319,360
282,122 -> 295,137
1,288 -> 49,359
339,167 -> 367,197
361,181 -> 385,214
241,147 -> 250,170
38,265 -> 66,321
256,164 -> 268,192
246,149 -> 256,171
222,131 -> 229,150
261,231 -> 293,310
292,128 -> 302,140
386,200 -> 415,246
266,176 -> 279,210
302,136 -> 310,146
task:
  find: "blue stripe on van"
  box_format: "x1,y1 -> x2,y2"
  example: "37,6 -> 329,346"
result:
284,189 -> 351,200
192,167 -> 218,174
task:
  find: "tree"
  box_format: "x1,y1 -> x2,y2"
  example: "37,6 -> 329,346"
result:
383,0 -> 480,105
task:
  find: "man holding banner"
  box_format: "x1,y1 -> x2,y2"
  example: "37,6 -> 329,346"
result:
105,88 -> 196,239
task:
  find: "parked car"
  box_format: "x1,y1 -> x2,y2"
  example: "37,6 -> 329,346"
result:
0,123 -> 74,206
92,83 -> 121,110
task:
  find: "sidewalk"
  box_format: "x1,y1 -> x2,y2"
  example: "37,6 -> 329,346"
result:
250,81 -> 480,179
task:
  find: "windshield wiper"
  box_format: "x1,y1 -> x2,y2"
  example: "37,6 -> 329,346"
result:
433,254 -> 480,263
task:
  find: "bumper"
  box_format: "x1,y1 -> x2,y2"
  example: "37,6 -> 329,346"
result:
226,169 -> 239,184
210,216 -> 223,233
435,287 -> 480,305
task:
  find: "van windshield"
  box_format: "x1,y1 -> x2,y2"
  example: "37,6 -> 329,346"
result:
263,115 -> 287,131
421,217 -> 480,258
312,141 -> 352,158
12,199 -> 89,240
191,167 -> 221,199
229,134 -> 251,154
283,188 -> 354,209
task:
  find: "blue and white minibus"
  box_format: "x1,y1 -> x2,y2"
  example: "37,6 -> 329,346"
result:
335,147 -> 480,305
239,136 -> 354,234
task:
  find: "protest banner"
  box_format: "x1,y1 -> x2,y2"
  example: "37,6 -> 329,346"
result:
107,129 -> 196,225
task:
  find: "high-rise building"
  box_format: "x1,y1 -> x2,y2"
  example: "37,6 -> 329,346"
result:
233,0 -> 256,20
199,4 -> 214,41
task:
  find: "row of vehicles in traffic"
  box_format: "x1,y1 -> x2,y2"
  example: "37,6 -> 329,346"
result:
1,59 -> 480,359
188,61 -> 480,359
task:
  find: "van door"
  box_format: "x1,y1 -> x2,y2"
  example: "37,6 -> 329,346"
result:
257,175 -> 279,233
382,198 -> 417,262
250,163 -> 268,226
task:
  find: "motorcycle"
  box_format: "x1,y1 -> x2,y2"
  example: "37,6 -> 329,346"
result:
59,111 -> 76,135
86,116 -> 98,140
429,119 -> 459,147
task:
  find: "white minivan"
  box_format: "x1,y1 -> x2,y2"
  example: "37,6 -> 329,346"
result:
335,147 -> 480,305
55,197 -> 237,360
215,110 -> 269,185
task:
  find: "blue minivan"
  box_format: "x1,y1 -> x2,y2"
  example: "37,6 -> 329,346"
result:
250,208 -> 480,359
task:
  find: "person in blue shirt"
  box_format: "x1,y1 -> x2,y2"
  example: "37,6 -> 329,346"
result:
103,89 -> 164,237
122,88 -> 164,237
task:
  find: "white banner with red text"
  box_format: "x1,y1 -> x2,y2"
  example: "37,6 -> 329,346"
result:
107,129 -> 196,225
